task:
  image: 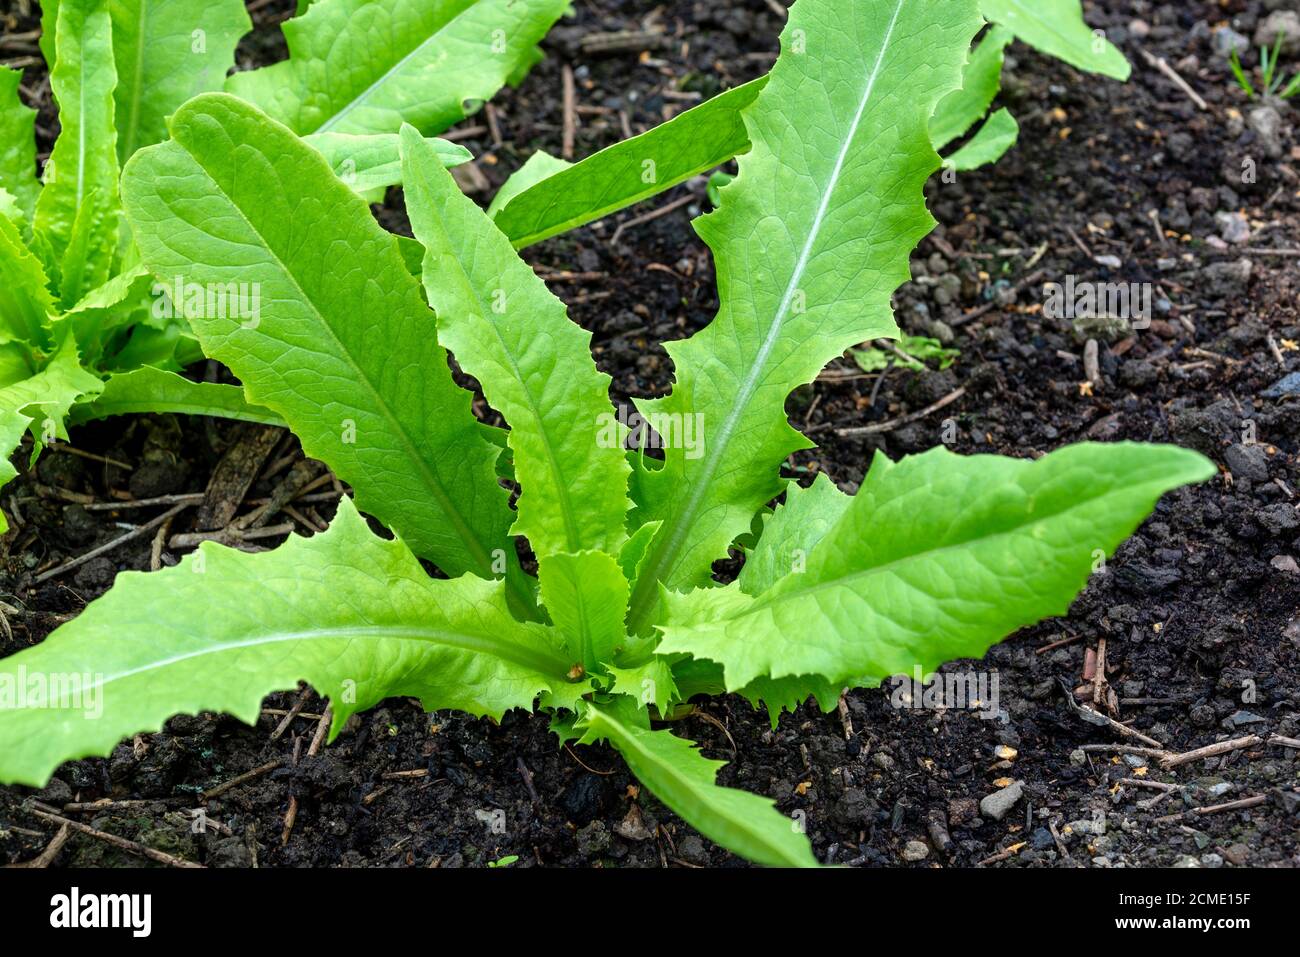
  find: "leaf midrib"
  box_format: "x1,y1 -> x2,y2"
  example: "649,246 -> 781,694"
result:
628,0 -> 908,631
61,624 -> 571,694
725,472 -> 1179,629
312,1 -> 470,133
417,189 -> 584,555
176,142 -> 502,583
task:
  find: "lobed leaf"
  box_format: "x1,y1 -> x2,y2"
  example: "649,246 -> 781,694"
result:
0,499 -> 575,787
121,94 -> 530,610
0,210 -> 56,350
579,699 -> 818,868
400,125 -> 630,560
930,25 -> 1013,151
225,0 -> 570,136
624,0 -> 986,632
658,443 -> 1215,691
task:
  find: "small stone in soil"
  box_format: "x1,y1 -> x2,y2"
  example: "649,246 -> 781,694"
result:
979,780 -> 1024,821
901,840 -> 929,862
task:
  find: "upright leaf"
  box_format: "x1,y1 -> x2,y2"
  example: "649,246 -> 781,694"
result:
225,0 -> 569,136
492,78 -> 767,249
401,125 -> 630,560
110,0 -> 252,162
0,67 -> 40,221
33,0 -> 121,305
979,0 -> 1130,80
658,443 -> 1215,690
0,500 -> 574,787
579,700 -> 818,868
537,551 -> 629,673
0,212 -> 55,350
121,94 -> 529,609
625,0 -> 985,632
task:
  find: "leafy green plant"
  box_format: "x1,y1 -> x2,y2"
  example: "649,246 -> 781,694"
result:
853,336 -> 960,373
486,0 -> 1129,247
1,0 -> 569,517
1229,33 -> 1300,101
0,0 -> 1212,869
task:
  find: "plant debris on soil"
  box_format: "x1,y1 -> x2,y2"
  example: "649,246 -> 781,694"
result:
1,0 -> 1298,869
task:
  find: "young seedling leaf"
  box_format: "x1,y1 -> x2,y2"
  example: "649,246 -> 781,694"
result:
625,0 -> 986,632
0,499 -> 574,787
110,0 -> 252,162
658,443 -> 1215,691
979,0 -> 1130,81
400,125 -> 630,560
579,699 -> 818,868
121,94 -> 527,606
537,551 -> 629,674
492,78 -> 766,249
225,0 -> 570,136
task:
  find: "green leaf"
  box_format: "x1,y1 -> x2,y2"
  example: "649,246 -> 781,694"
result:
33,0 -> 121,306
225,0 -> 570,136
0,210 -> 55,350
0,499 -> 575,787
624,0 -> 986,633
121,94 -> 529,609
943,107 -> 1019,171
492,78 -> 766,249
738,474 -> 848,596
0,408 -> 29,533
110,0 -> 253,162
606,657 -> 678,714
930,25 -> 1013,151
658,443 -> 1215,691
979,0 -> 1130,81
400,125 -> 630,560
537,551 -> 628,673
303,131 -> 470,195
0,67 -> 41,221
69,366 -> 285,426
579,699 -> 817,868
486,149 -> 571,219
0,332 -> 103,450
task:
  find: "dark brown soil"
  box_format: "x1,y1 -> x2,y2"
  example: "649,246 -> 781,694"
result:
1,0 -> 1298,869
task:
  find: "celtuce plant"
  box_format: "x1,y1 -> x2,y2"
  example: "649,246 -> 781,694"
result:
0,0 -> 1212,868
0,0 -> 568,518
